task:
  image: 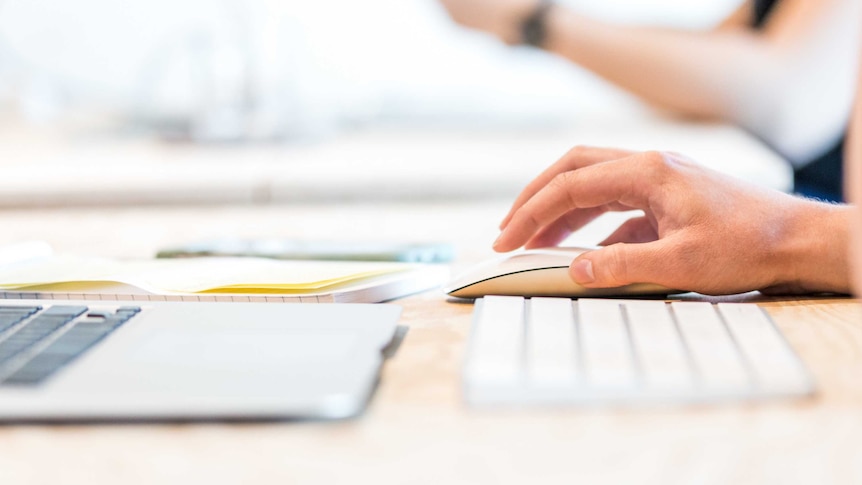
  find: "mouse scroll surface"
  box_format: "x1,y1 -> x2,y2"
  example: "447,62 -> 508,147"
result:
445,247 -> 679,299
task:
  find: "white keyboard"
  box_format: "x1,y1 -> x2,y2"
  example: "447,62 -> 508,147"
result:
463,296 -> 815,406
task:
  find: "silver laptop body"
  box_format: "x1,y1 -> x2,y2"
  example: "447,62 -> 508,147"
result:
0,299 -> 400,421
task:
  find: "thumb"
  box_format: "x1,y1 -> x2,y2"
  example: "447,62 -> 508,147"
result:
570,242 -> 667,288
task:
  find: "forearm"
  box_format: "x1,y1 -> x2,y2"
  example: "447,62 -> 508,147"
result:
542,7 -> 771,119
538,1 -> 860,162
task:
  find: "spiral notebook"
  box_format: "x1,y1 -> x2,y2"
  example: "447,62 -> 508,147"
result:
0,242 -> 448,303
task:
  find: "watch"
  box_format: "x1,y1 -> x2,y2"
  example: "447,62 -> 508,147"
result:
520,1 -> 555,48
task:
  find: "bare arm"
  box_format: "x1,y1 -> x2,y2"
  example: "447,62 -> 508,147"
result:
487,19 -> 862,297
440,0 -> 861,165
848,59 -> 862,294
714,1 -> 754,32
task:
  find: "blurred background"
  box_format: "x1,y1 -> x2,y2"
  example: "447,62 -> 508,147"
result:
0,0 -> 740,141
1,0 -> 796,212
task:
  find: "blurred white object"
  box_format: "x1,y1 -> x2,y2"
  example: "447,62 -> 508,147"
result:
0,241 -> 53,267
0,0 -> 737,140
559,0 -> 740,28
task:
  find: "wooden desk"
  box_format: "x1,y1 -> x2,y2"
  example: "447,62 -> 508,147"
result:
0,202 -> 859,485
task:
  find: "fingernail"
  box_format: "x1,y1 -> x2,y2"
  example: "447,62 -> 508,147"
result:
572,259 -> 595,284
493,232 -> 506,251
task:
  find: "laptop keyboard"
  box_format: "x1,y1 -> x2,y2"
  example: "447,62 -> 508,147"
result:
463,296 -> 815,406
0,305 -> 141,386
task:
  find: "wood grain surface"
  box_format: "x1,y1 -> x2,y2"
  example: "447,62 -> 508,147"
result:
0,203 -> 859,485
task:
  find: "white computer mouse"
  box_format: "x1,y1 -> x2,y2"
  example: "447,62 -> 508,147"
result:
445,247 -> 681,299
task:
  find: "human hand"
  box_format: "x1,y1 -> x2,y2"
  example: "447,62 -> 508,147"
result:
437,0 -> 540,44
848,75 -> 862,295
493,146 -> 852,295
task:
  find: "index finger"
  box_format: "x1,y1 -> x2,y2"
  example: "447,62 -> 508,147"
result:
499,146 -> 634,230
494,152 -> 666,252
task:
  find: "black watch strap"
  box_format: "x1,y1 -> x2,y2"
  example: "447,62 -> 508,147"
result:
520,1 -> 554,48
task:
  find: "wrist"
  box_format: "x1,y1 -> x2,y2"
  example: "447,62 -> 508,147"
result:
768,199 -> 852,294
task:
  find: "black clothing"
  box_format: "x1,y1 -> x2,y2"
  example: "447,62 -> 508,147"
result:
752,0 -> 845,201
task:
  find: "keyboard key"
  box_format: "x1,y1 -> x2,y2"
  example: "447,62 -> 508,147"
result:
0,324 -> 63,365
0,310 -> 83,366
0,306 -> 41,313
464,296 -> 525,389
623,300 -> 694,393
0,315 -> 29,333
0,307 -> 39,328
578,299 -> 637,391
40,306 -> 88,318
525,298 -> 579,388
671,302 -> 752,393
718,304 -> 813,395
3,328 -> 110,385
1,307 -> 136,386
20,317 -> 72,332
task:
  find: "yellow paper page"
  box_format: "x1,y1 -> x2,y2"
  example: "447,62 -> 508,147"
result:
0,256 -> 412,294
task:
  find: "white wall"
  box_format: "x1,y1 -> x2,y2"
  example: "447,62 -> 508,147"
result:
0,0 -> 745,138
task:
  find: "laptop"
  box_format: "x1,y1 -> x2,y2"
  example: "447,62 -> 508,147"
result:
0,298 -> 401,421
